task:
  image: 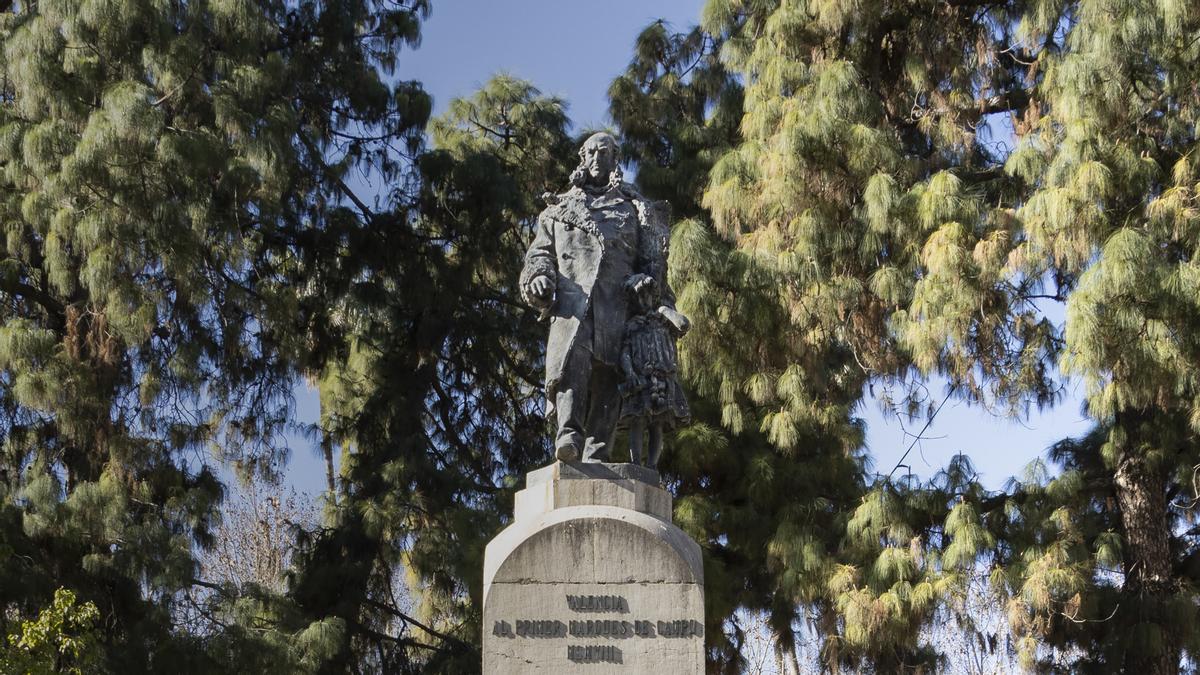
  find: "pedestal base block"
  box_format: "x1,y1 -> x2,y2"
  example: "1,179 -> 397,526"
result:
483,462 -> 704,674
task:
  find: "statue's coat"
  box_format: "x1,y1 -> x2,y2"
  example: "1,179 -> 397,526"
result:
521,183 -> 672,417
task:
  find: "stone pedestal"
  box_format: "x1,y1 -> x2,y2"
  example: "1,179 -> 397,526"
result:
483,462 -> 705,674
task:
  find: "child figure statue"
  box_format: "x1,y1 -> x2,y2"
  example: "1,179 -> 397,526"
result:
619,276 -> 690,468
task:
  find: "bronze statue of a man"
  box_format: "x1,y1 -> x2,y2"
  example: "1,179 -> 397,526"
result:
520,132 -> 676,463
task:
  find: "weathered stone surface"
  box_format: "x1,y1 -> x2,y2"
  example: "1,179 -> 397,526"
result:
515,463 -> 671,522
525,461 -> 661,486
483,462 -> 704,673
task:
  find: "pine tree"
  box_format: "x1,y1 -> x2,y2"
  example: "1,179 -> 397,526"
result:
625,0 -> 1058,671
7,0 -> 1199,672
609,20 -> 744,219
609,20 -> 873,672
648,0 -> 1200,672
982,1 -> 1200,671
0,1 -> 431,671
285,74 -> 576,674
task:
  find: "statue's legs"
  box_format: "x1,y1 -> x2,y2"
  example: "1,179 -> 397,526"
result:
627,418 -> 645,465
553,329 -> 622,463
553,383 -> 583,462
647,422 -> 663,468
553,346 -> 614,462
581,362 -> 621,462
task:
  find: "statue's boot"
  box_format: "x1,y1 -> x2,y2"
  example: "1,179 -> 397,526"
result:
581,438 -> 610,463
555,431 -> 582,463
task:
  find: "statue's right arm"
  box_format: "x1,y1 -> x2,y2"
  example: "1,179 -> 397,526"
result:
520,212 -> 557,313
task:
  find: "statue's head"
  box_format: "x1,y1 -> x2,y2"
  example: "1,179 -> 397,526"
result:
571,132 -> 622,190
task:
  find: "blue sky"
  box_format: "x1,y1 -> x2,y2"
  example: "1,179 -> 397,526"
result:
404,0 -> 704,127
284,0 -> 1091,496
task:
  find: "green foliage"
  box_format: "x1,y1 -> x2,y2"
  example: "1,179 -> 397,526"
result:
988,1 -> 1200,671
287,74 -> 576,673
0,0 -> 432,671
3,0 -> 1200,672
1,588 -> 100,675
973,423 -> 1199,673
610,19 -> 868,672
624,0 -> 1200,672
638,0 -> 1054,670
609,20 -> 743,218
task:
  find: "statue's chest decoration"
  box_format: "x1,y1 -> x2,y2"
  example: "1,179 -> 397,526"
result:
558,193 -> 636,254
590,196 -> 635,227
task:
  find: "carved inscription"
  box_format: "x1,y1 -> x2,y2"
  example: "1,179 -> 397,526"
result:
567,619 -> 660,638
657,619 -> 704,638
490,594 -> 702,665
566,594 -> 629,612
518,620 -> 567,638
568,644 -> 622,664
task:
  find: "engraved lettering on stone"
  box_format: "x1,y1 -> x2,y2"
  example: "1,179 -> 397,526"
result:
494,615 -> 704,641
633,620 -> 656,638
656,619 -> 704,638
568,619 -> 634,639
514,619 -> 567,638
567,644 -> 623,664
565,594 -> 629,613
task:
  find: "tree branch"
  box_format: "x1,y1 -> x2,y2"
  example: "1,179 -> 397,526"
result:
297,131 -> 378,225
364,598 -> 478,652
978,89 -> 1031,117
0,273 -> 65,318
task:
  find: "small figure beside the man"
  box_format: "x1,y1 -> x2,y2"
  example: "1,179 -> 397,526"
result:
618,274 -> 690,467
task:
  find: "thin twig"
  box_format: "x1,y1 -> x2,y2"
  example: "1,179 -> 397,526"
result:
887,387 -> 956,480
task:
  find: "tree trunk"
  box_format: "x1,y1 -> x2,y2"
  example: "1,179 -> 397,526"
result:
322,434 -> 337,504
1113,421 -> 1178,675
775,639 -> 802,675
784,645 -> 802,675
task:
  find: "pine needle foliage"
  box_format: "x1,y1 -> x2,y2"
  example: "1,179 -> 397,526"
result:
642,0 -> 1200,672
609,21 -> 869,672
984,2 -> 1200,671
6,0 -> 1200,672
287,75 -> 577,674
624,1 -> 1059,671
0,0 -> 432,671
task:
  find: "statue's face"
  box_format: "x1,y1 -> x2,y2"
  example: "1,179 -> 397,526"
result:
581,136 -> 617,183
